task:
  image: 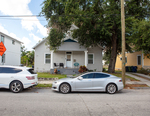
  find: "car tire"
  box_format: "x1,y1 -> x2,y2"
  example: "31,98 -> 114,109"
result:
10,81 -> 23,93
106,83 -> 117,94
59,83 -> 70,94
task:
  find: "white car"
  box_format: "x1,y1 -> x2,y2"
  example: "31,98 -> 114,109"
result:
52,72 -> 124,94
0,65 -> 38,93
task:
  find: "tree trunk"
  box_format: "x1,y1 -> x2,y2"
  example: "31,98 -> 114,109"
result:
108,33 -> 117,73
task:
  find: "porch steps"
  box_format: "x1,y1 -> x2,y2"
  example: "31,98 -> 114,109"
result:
50,68 -> 79,75
62,70 -> 76,75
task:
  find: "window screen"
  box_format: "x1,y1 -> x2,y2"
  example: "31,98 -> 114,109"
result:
45,54 -> 51,64
88,54 -> 93,64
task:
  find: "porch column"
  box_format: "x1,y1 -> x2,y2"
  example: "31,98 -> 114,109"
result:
84,51 -> 88,67
51,50 -> 54,69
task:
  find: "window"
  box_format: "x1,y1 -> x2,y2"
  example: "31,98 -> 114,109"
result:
88,54 -> 94,64
82,73 -> 94,79
94,73 -> 110,78
137,55 -> 141,65
1,35 -> 4,43
0,67 -> 22,73
1,54 -> 5,63
12,40 -> 15,45
28,69 -> 36,74
120,57 -> 127,63
45,54 -> 51,64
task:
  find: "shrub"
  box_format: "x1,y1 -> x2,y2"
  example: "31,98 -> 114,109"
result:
103,68 -> 106,72
78,65 -> 87,73
54,68 -> 57,74
137,68 -> 150,75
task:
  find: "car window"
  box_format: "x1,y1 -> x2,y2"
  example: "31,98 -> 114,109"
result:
81,73 -> 94,79
94,73 -> 110,78
0,67 -> 22,73
28,69 -> 36,74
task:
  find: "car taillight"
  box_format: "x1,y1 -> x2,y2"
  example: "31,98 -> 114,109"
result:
119,80 -> 122,82
26,76 -> 35,80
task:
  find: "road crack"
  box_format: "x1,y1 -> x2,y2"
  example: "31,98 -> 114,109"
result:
78,94 -> 92,116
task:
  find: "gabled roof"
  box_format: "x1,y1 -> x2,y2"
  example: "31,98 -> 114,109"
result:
63,39 -> 77,42
0,31 -> 23,44
32,38 -> 46,49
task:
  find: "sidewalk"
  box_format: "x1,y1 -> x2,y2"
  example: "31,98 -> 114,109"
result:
126,73 -> 150,87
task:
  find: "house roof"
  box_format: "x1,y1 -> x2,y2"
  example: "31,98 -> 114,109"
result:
0,31 -> 23,44
32,38 -> 46,49
63,39 -> 77,42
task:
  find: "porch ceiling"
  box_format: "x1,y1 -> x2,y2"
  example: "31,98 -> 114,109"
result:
57,42 -> 87,51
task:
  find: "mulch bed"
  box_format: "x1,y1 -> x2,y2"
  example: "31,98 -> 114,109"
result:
124,84 -> 149,89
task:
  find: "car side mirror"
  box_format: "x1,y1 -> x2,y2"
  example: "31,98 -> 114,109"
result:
78,76 -> 83,80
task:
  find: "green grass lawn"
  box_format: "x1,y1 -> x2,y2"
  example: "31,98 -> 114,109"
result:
110,73 -> 139,81
35,84 -> 52,88
37,72 -> 67,79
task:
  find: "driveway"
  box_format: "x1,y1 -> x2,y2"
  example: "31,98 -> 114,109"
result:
0,88 -> 150,116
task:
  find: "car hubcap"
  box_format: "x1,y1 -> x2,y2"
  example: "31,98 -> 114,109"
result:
107,84 -> 116,94
12,82 -> 21,92
60,84 -> 69,93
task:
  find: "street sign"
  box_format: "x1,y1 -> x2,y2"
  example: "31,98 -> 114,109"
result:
0,42 -> 6,56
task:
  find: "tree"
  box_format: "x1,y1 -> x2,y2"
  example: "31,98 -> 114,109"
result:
21,45 -> 34,66
130,19 -> 150,58
41,0 -> 150,73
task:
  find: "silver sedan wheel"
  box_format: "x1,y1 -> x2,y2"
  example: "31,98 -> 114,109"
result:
60,83 -> 70,94
10,81 -> 23,93
107,84 -> 117,94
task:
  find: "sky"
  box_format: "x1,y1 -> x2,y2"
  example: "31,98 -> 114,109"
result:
0,0 -> 48,51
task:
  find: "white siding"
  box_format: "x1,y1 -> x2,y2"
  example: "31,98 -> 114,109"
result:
34,40 -> 102,72
0,32 -> 21,66
87,47 -> 102,71
34,40 -> 51,72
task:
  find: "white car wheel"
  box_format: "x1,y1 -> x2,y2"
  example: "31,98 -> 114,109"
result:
107,84 -> 117,94
10,81 -> 23,93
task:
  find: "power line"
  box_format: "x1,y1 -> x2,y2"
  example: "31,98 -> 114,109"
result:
0,18 -> 47,21
0,15 -> 44,17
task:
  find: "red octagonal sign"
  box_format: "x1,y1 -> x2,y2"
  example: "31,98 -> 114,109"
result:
0,42 -> 6,56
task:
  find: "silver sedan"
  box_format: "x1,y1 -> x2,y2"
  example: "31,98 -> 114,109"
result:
52,72 -> 124,94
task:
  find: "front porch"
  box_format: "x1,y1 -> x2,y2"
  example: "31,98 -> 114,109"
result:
50,68 -> 80,75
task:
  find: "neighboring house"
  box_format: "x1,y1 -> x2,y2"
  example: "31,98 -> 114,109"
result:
0,32 -> 22,66
33,24 -> 103,73
115,51 -> 150,70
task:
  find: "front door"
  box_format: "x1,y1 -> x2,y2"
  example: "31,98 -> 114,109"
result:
66,52 -> 72,68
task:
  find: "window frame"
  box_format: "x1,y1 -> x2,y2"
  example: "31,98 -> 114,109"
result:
12,40 -> 15,45
88,53 -> 94,64
137,55 -> 141,65
1,54 -> 5,63
44,53 -> 51,64
120,56 -> 127,63
1,35 -> 4,43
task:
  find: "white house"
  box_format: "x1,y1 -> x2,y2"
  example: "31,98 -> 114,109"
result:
0,32 -> 22,66
33,24 -> 103,73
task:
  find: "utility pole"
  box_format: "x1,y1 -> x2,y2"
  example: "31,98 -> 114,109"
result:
121,0 -> 126,86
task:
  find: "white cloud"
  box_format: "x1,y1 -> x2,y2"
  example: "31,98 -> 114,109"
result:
0,24 -> 9,35
0,0 -> 48,37
0,24 -> 34,50
29,33 -> 42,42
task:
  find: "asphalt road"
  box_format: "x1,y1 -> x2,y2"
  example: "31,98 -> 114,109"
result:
0,88 -> 150,116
